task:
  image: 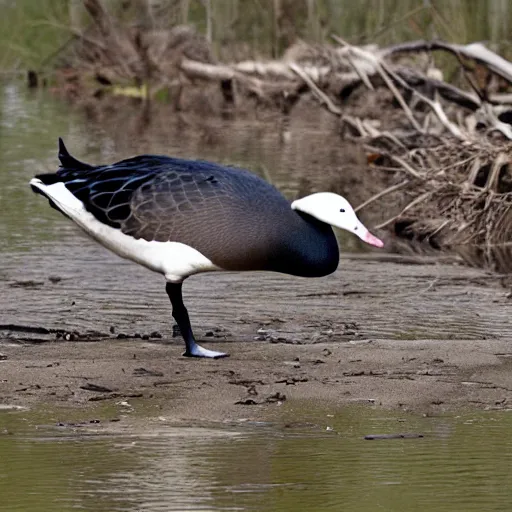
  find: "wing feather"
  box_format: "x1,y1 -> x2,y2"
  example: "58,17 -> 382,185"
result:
50,154 -> 295,270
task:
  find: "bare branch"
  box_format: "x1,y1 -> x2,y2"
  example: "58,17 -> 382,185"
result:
355,179 -> 410,212
289,62 -> 342,115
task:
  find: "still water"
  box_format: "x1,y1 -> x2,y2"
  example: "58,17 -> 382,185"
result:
1,84 -> 512,511
1,404 -> 512,512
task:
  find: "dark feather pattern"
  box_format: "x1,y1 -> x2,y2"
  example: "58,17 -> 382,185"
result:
36,142 -> 340,276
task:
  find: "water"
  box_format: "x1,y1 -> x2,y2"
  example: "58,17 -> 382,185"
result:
1,83 -> 512,511
1,404 -> 512,512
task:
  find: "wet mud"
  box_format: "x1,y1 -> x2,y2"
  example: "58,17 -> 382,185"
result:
2,241 -> 512,422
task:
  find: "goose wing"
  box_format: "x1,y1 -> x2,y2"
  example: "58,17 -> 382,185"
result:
42,140 -> 293,270
61,156 -> 237,243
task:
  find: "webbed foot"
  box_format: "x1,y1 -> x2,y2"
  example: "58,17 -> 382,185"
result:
166,282 -> 230,360
183,343 -> 229,359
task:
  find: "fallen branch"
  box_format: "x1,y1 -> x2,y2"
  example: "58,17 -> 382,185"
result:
333,35 -> 424,133
289,62 -> 341,115
376,191 -> 433,229
355,179 -> 409,212
381,40 -> 512,84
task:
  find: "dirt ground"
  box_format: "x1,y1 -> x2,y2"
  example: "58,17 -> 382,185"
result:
2,240 -> 512,422
2,337 -> 512,422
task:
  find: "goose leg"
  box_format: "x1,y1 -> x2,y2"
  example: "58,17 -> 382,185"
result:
166,282 -> 229,359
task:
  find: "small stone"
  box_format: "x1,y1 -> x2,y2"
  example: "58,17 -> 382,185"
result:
247,385 -> 258,396
266,392 -> 286,403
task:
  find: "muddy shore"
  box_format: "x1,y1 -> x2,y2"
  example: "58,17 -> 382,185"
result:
1,337 -> 512,421
2,241 -> 512,421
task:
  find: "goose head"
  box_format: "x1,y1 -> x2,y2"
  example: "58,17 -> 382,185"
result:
291,192 -> 384,248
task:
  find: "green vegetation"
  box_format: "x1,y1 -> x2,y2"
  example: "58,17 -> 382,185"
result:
0,0 -> 70,71
0,0 -> 511,72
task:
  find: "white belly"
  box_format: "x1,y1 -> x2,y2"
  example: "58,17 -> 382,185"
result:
30,179 -> 220,282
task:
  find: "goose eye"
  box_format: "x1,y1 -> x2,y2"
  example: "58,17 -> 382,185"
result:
339,208 -> 345,213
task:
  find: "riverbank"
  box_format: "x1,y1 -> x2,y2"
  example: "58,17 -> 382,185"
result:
2,250 -> 511,423
1,335 -> 512,424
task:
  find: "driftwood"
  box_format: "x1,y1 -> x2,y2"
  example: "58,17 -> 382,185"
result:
180,39 -> 512,140
59,2 -> 512,140
380,40 -> 512,84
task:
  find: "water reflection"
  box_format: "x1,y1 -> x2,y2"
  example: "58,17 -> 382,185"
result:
1,405 -> 511,512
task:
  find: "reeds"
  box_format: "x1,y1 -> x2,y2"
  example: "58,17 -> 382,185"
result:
0,0 -> 70,70
1,0 -> 512,72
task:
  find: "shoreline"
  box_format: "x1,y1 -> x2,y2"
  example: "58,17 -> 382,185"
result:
1,337 -> 511,424
2,247 -> 512,423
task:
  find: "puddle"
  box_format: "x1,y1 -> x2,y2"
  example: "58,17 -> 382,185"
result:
1,403 -> 512,512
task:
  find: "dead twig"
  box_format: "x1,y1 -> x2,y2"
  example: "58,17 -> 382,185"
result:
333,35 -> 424,133
382,63 -> 468,140
376,191 -> 433,229
289,62 -> 342,115
355,179 -> 410,212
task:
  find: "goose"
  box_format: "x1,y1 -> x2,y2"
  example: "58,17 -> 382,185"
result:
30,139 -> 383,359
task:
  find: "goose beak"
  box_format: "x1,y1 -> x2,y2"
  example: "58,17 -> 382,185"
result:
363,230 -> 384,248
354,222 -> 384,248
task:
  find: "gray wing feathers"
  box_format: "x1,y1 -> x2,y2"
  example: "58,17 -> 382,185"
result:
122,171 -> 231,243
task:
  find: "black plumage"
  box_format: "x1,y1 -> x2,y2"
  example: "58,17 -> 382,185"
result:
35,139 -> 339,277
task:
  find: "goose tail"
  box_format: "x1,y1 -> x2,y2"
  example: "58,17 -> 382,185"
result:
30,177 -> 72,218
57,137 -> 93,170
30,138 -> 93,214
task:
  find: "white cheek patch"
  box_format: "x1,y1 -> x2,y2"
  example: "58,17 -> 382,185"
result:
30,179 -> 221,282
